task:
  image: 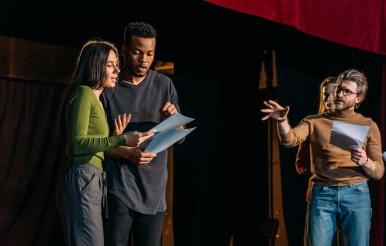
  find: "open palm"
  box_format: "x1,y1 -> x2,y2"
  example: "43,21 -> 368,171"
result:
261,100 -> 289,121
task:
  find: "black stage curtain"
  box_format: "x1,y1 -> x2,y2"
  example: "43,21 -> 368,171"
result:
173,47 -> 271,246
371,65 -> 386,246
173,74 -> 227,246
0,77 -> 67,245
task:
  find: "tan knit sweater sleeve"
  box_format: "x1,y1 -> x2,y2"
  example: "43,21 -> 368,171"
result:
364,121 -> 384,180
279,117 -> 311,147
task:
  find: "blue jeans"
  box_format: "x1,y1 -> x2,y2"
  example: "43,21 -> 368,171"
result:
305,182 -> 372,246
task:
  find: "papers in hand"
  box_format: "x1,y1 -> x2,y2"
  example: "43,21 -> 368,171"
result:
330,121 -> 369,151
152,113 -> 194,133
144,113 -> 196,154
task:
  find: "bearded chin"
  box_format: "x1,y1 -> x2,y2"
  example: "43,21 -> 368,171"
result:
336,101 -> 355,111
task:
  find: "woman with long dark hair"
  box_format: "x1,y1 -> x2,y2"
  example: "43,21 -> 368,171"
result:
57,40 -> 153,246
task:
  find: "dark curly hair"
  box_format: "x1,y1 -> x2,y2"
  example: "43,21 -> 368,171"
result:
124,22 -> 157,47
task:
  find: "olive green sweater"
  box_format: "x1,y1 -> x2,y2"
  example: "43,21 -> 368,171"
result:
279,110 -> 384,185
69,85 -> 126,169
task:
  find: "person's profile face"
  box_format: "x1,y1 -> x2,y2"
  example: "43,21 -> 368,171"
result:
124,36 -> 156,78
322,82 -> 336,111
101,50 -> 120,88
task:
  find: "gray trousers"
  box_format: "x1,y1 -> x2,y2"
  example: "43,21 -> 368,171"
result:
57,163 -> 106,246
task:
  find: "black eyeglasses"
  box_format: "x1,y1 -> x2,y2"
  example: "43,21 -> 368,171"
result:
336,86 -> 358,96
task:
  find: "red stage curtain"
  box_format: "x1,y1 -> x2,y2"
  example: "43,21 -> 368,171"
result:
205,0 -> 386,55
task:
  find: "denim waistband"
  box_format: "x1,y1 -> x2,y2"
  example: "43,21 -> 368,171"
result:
313,181 -> 368,189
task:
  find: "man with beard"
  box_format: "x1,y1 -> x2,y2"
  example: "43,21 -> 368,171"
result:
261,69 -> 384,246
101,22 -> 180,246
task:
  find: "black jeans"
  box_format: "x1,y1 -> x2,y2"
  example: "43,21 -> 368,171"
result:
104,195 -> 164,246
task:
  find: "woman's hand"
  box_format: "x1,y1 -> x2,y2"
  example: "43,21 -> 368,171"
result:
113,113 -> 131,135
123,130 -> 154,147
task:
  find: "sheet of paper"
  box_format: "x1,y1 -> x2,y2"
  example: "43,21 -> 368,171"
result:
330,121 -> 369,151
145,127 -> 196,153
152,113 -> 194,133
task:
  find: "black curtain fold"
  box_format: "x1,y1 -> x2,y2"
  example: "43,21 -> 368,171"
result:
0,78 -> 67,245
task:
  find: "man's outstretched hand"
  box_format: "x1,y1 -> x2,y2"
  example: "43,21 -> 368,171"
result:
260,100 -> 289,121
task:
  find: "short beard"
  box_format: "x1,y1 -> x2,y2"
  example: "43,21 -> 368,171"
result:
335,100 -> 355,111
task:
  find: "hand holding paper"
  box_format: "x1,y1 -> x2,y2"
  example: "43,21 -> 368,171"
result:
350,147 -> 368,166
143,113 -> 196,153
330,121 -> 369,151
152,113 -> 194,133
160,102 -> 178,117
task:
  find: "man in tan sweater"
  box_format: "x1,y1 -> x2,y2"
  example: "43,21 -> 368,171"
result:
261,69 -> 384,246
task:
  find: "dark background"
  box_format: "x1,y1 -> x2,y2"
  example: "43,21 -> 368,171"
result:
1,0 -> 385,245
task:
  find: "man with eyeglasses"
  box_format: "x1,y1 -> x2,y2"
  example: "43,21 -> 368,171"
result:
261,69 -> 384,246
